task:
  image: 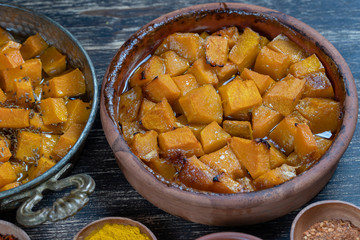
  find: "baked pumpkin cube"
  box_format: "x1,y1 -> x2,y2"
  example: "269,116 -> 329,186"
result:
172,74 -> 199,96
269,144 -> 286,169
138,98 -> 156,119
254,46 -> 291,80
212,26 -> 240,48
315,136 -> 333,157
13,78 -> 35,107
199,145 -> 245,179
0,40 -> 21,51
160,50 -> 189,76
62,99 -> 91,131
0,108 -> 30,128
228,27 -> 261,72
223,120 -> 253,139
267,34 -> 307,64
0,88 -> 6,103
259,36 -> 270,48
0,58 -> 42,91
144,74 -> 180,103
294,123 -> 319,161
252,105 -> 283,139
213,62 -> 238,83
129,56 -> 165,87
289,54 -> 325,78
0,48 -> 24,71
40,46 -> 67,76
205,35 -> 229,67
263,74 -> 306,116
240,68 -> 275,95
39,98 -> 68,125
29,112 -> 63,134
15,131 -> 42,162
229,137 -> 271,179
0,27 -> 13,45
28,157 -> 56,181
176,115 -> 206,140
211,173 -> 245,194
177,155 -> 216,191
0,162 -> 17,188
43,68 -> 86,98
131,130 -> 159,162
147,158 -> 177,180
179,84 -> 223,124
118,86 -> 143,124
0,139 -> 11,162
254,164 -> 296,189
51,123 -> 84,161
268,111 -> 309,155
158,127 -> 204,158
0,182 -> 21,192
121,121 -> 145,143
187,57 -> 218,86
218,78 -> 262,117
302,72 -> 334,98
200,121 -> 231,154
141,98 -> 177,133
295,97 -> 340,134
20,33 -> 48,60
40,134 -> 60,159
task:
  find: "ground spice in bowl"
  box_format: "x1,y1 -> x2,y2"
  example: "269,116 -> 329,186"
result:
84,223 -> 150,240
0,234 -> 18,240
302,219 -> 360,239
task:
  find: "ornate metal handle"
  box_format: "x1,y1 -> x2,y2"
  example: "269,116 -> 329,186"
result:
15,163 -> 95,227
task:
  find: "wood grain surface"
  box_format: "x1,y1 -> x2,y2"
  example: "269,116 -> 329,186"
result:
1,0 -> 360,239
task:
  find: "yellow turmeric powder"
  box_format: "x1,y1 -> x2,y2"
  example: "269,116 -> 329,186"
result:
85,223 -> 151,240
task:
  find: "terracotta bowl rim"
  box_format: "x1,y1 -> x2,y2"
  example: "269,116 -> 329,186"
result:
101,2 -> 358,208
195,231 -> 263,240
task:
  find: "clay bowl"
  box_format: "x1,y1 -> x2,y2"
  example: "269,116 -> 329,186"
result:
73,217 -> 157,240
196,232 -> 262,240
290,200 -> 360,240
0,220 -> 30,240
100,3 -> 358,226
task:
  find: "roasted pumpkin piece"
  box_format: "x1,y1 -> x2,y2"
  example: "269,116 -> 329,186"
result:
177,155 -> 216,191
0,88 -> 6,103
212,26 -> 240,48
0,182 -> 21,192
0,139 -> 11,162
0,27 -> 13,45
131,130 -> 159,162
20,33 -> 48,60
211,173 -> 245,194
144,74 -> 181,103
138,98 -> 156,119
268,111 -> 309,155
160,50 -> 189,76
218,78 -> 262,117
172,74 -> 199,96
237,177 -> 256,192
43,68 -> 86,98
15,131 -> 42,162
118,86 -> 143,124
289,54 -> 325,78
158,127 -> 204,158
263,74 -> 306,116
40,46 -> 67,76
252,105 -> 283,139
253,164 -> 296,189
301,72 -> 334,98
179,84 -> 223,124
199,145 -> 245,179
147,158 -> 177,180
0,58 -> 42,91
187,57 -> 218,86
141,98 -> 177,133
39,98 -> 68,125
269,144 -> 286,169
315,136 -> 333,156
240,68 -> 275,95
28,157 -> 56,181
213,62 -> 238,83
254,46 -> 291,80
223,120 -> 253,139
121,121 -> 145,143
40,134 -> 60,159
0,162 -> 17,188
294,123 -> 319,161
228,27 -> 261,72
51,123 -> 84,161
229,137 -> 271,179
62,99 -> 91,131
295,97 -> 341,134
205,35 -> 229,67
259,36 -> 270,48
200,121 -> 231,154
267,34 -> 307,64
0,41 -> 21,51
176,115 -> 206,140
0,108 -> 30,128
29,112 -> 63,134
0,48 -> 24,71
13,78 -> 35,107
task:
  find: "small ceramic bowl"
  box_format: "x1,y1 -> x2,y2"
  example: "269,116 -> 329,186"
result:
290,200 -> 360,240
73,217 -> 157,240
101,3 -> 358,226
196,232 -> 262,240
0,220 -> 30,240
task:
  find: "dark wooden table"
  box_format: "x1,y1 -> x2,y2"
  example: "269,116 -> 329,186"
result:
1,0 -> 360,239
